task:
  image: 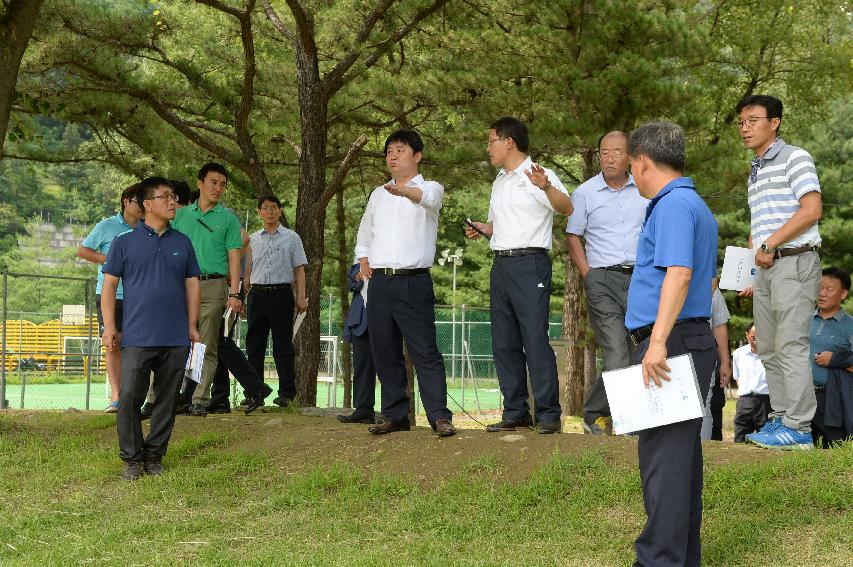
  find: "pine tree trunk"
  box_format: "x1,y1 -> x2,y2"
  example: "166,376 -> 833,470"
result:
0,0 -> 44,157
561,262 -> 587,416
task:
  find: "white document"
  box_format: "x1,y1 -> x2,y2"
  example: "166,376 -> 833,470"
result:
360,278 -> 369,306
602,354 -> 704,435
184,342 -> 207,384
719,246 -> 756,291
292,302 -> 308,342
222,307 -> 235,336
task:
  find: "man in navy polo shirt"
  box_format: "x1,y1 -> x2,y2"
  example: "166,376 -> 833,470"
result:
624,122 -> 718,567
102,177 -> 201,481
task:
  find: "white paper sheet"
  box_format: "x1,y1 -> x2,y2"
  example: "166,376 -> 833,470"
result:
292,305 -> 307,342
360,278 -> 369,306
184,342 -> 207,384
602,354 -> 704,434
719,246 -> 756,291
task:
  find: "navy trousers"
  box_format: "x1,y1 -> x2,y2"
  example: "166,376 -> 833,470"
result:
350,330 -> 377,417
633,320 -> 716,567
367,272 -> 451,426
490,253 -> 561,423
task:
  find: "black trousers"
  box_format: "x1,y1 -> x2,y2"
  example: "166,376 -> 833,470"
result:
367,272 -> 451,426
734,394 -> 771,443
117,346 -> 189,462
709,367 -> 726,441
633,320 -> 716,567
350,330 -> 376,416
209,330 -> 265,409
246,286 -> 296,401
490,254 -> 561,423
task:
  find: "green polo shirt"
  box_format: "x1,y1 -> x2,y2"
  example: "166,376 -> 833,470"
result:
172,203 -> 243,276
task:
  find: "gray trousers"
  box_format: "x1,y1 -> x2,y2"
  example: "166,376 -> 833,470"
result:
582,268 -> 632,422
117,346 -> 189,462
192,278 -> 228,406
754,250 -> 819,432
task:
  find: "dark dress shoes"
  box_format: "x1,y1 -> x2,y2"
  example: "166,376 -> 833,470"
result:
433,419 -> 456,437
485,415 -> 533,432
337,412 -> 376,424
368,420 -> 410,435
536,420 -> 562,434
122,461 -> 143,481
144,461 -> 163,475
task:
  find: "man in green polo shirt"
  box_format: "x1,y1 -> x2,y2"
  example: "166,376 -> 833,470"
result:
172,162 -> 244,416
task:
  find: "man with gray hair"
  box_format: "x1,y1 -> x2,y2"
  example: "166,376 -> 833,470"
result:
625,122 -> 718,567
566,131 -> 648,435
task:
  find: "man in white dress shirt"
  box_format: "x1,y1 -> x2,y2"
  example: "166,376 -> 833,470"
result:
355,129 -> 455,437
466,117 -> 573,434
732,321 -> 771,442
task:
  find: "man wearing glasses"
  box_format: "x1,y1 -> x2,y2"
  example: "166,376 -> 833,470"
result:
566,131 -> 648,435
466,117 -> 573,434
735,95 -> 823,450
101,177 -> 201,480
172,163 -> 244,416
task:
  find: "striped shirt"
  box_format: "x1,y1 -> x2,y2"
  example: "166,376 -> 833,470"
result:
747,138 -> 821,249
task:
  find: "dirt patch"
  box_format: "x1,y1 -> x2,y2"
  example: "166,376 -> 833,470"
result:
162,409 -> 783,484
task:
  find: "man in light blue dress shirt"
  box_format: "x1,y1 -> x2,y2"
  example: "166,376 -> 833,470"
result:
244,195 -> 308,407
566,131 -> 648,435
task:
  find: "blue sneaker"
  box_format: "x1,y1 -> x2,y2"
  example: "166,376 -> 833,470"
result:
744,417 -> 781,443
747,423 -> 813,451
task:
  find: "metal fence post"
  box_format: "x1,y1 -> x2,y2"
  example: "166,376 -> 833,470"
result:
85,279 -> 93,410
1,270 -> 6,410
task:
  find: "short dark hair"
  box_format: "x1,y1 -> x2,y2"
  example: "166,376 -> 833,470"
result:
120,183 -> 140,212
490,117 -> 529,153
136,176 -> 172,209
597,131 -> 629,150
628,122 -> 685,171
746,320 -> 756,333
822,267 -> 851,291
258,194 -> 282,209
383,129 -> 424,155
736,95 -> 783,121
197,162 -> 229,182
169,180 -> 192,206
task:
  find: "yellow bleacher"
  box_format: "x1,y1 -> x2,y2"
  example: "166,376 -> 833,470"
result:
0,317 -> 103,372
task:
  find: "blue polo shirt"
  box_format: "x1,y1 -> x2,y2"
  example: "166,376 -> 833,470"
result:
103,222 -> 201,347
809,309 -> 853,386
625,177 -> 718,330
81,213 -> 134,298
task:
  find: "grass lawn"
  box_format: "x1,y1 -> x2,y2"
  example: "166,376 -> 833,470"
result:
0,410 -> 850,566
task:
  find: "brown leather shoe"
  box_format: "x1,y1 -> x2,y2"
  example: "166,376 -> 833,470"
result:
368,420 -> 410,435
434,419 -> 456,437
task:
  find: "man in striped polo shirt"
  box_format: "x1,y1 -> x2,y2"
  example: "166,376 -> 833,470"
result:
736,94 -> 822,450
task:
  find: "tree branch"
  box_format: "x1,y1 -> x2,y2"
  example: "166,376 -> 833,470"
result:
317,134 -> 369,209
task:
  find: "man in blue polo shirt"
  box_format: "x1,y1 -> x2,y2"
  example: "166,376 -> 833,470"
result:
102,177 -> 201,481
625,122 -> 718,567
809,267 -> 853,447
77,183 -> 144,413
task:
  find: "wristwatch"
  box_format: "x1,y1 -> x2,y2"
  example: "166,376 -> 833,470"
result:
228,292 -> 243,300
540,183 -> 553,192
759,243 -> 776,254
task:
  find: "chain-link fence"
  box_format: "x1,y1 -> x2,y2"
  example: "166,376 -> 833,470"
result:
2,276 -> 563,413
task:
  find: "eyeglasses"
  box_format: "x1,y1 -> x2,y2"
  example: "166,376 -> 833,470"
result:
600,150 -> 625,159
259,205 -> 280,212
736,116 -> 770,129
487,137 -> 506,145
146,192 -> 177,202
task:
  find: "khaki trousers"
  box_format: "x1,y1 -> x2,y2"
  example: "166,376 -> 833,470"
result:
191,278 -> 228,406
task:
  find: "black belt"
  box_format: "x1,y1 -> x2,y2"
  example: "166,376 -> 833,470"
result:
373,268 -> 429,276
494,247 -> 548,257
199,274 -> 225,280
251,283 -> 292,292
628,317 -> 709,346
741,392 -> 770,398
773,245 -> 816,259
602,265 -> 634,274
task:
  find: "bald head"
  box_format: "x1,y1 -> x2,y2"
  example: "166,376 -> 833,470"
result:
598,131 -> 630,187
